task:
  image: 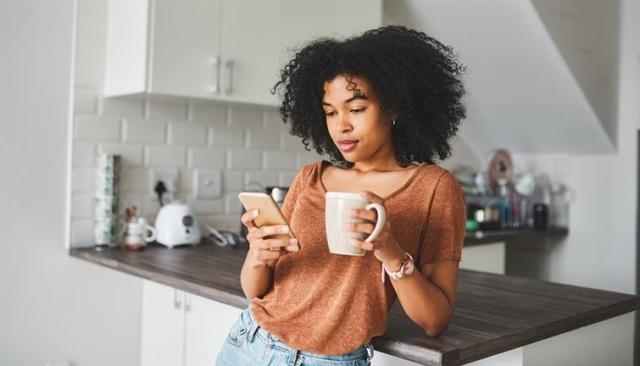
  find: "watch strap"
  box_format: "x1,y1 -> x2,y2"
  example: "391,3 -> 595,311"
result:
381,252 -> 414,283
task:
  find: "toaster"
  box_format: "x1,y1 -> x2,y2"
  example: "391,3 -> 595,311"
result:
154,202 -> 201,248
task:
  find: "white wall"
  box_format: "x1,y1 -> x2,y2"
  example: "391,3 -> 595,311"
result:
506,0 -> 639,294
0,1 -> 142,364
531,0 -> 620,146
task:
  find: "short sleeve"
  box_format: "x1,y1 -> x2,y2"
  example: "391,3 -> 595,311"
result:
280,163 -> 312,223
418,170 -> 467,267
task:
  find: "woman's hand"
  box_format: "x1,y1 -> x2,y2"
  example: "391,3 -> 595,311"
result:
345,191 -> 405,265
241,209 -> 297,267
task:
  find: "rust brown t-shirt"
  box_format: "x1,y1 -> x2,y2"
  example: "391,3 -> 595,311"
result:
250,159 -> 466,355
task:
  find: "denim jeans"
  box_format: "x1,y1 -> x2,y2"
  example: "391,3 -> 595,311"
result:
216,306 -> 374,366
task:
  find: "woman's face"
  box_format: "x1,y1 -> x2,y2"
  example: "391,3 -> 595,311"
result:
322,75 -> 395,165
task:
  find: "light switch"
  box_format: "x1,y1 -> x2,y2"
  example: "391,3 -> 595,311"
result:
193,169 -> 222,199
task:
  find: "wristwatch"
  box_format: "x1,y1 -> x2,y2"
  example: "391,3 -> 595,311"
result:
381,252 -> 415,282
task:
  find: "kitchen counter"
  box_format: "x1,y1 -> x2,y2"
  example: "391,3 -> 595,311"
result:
69,241 -> 638,366
463,225 -> 568,246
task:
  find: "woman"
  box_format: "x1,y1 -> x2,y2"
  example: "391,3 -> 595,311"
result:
217,25 -> 467,366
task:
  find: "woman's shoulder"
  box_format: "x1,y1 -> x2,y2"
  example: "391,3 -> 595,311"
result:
289,159 -> 325,186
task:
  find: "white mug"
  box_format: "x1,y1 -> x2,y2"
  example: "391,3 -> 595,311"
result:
123,218 -> 157,245
325,192 -> 386,256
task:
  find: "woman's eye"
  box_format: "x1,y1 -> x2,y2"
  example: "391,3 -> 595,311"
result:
325,111 -> 336,117
350,109 -> 363,113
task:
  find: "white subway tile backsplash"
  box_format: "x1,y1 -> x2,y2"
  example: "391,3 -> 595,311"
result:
72,166 -> 96,193
188,198 -> 225,215
75,115 -> 120,142
297,151 -> 321,169
279,172 -> 297,187
228,105 -> 262,128
121,167 -> 151,193
228,149 -> 262,170
147,146 -> 187,167
168,122 -> 207,145
245,171 -> 279,187
179,168 -> 194,192
191,102 -> 226,124
282,132 -> 302,150
223,171 -> 245,191
211,126 -> 245,147
72,94 -> 321,246
99,97 -> 144,118
189,147 -> 226,168
71,192 -> 94,219
146,98 -> 188,121
123,119 -> 166,144
225,192 -> 243,214
264,150 -> 295,170
264,108 -> 282,128
247,129 -> 280,149
72,141 -> 96,166
71,219 -> 94,246
97,144 -> 145,166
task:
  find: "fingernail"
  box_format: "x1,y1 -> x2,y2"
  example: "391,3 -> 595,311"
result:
252,210 -> 259,218
281,226 -> 289,233
289,238 -> 297,244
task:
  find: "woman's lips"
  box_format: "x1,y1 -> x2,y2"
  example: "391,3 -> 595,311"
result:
337,140 -> 358,152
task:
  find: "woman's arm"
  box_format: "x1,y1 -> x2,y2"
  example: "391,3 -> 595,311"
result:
240,250 -> 274,299
382,251 -> 459,336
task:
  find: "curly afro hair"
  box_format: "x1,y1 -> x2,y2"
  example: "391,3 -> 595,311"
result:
271,25 -> 467,168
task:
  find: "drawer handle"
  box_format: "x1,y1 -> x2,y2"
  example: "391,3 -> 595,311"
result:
224,59 -> 234,94
173,289 -> 181,309
210,56 -> 219,94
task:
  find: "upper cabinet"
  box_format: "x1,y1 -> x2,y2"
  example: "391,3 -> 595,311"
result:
104,0 -> 383,107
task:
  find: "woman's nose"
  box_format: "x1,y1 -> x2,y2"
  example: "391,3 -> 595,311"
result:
336,114 -> 353,133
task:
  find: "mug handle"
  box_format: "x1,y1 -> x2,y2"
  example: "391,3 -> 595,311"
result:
144,225 -> 157,242
363,203 -> 386,243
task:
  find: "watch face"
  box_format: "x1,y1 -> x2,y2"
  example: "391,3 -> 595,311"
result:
405,260 -> 415,275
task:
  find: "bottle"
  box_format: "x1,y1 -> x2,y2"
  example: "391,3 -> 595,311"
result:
497,178 -> 510,229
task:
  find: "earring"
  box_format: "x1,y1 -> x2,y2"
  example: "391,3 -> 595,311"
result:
392,119 -> 396,127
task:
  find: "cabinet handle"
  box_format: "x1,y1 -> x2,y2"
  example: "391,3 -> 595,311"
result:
224,59 -> 234,94
210,56 -> 219,94
185,294 -> 191,313
173,289 -> 182,309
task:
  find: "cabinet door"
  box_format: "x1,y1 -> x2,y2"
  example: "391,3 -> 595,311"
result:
278,1 -> 336,68
150,0 -> 223,98
184,294 -> 243,366
334,0 -> 382,38
140,280 -> 186,366
220,0 -> 281,106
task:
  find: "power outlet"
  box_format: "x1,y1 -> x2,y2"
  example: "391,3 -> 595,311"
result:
151,168 -> 179,202
193,169 -> 222,199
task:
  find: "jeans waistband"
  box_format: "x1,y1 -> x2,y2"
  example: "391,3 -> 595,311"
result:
243,306 -> 374,362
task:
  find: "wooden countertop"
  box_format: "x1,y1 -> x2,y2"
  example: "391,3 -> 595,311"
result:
69,242 -> 637,366
463,225 -> 568,246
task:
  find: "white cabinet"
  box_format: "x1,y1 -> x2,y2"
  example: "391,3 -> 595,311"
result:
104,0 -> 382,106
140,280 -> 242,366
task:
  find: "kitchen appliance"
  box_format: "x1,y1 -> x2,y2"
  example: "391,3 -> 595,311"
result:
155,202 -> 201,248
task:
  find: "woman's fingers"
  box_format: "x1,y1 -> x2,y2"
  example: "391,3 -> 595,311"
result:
250,238 -> 297,250
240,209 -> 259,230
247,224 -> 290,241
345,221 -> 375,235
350,208 -> 377,223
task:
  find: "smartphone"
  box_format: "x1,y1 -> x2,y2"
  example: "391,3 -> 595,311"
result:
238,192 -> 300,252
